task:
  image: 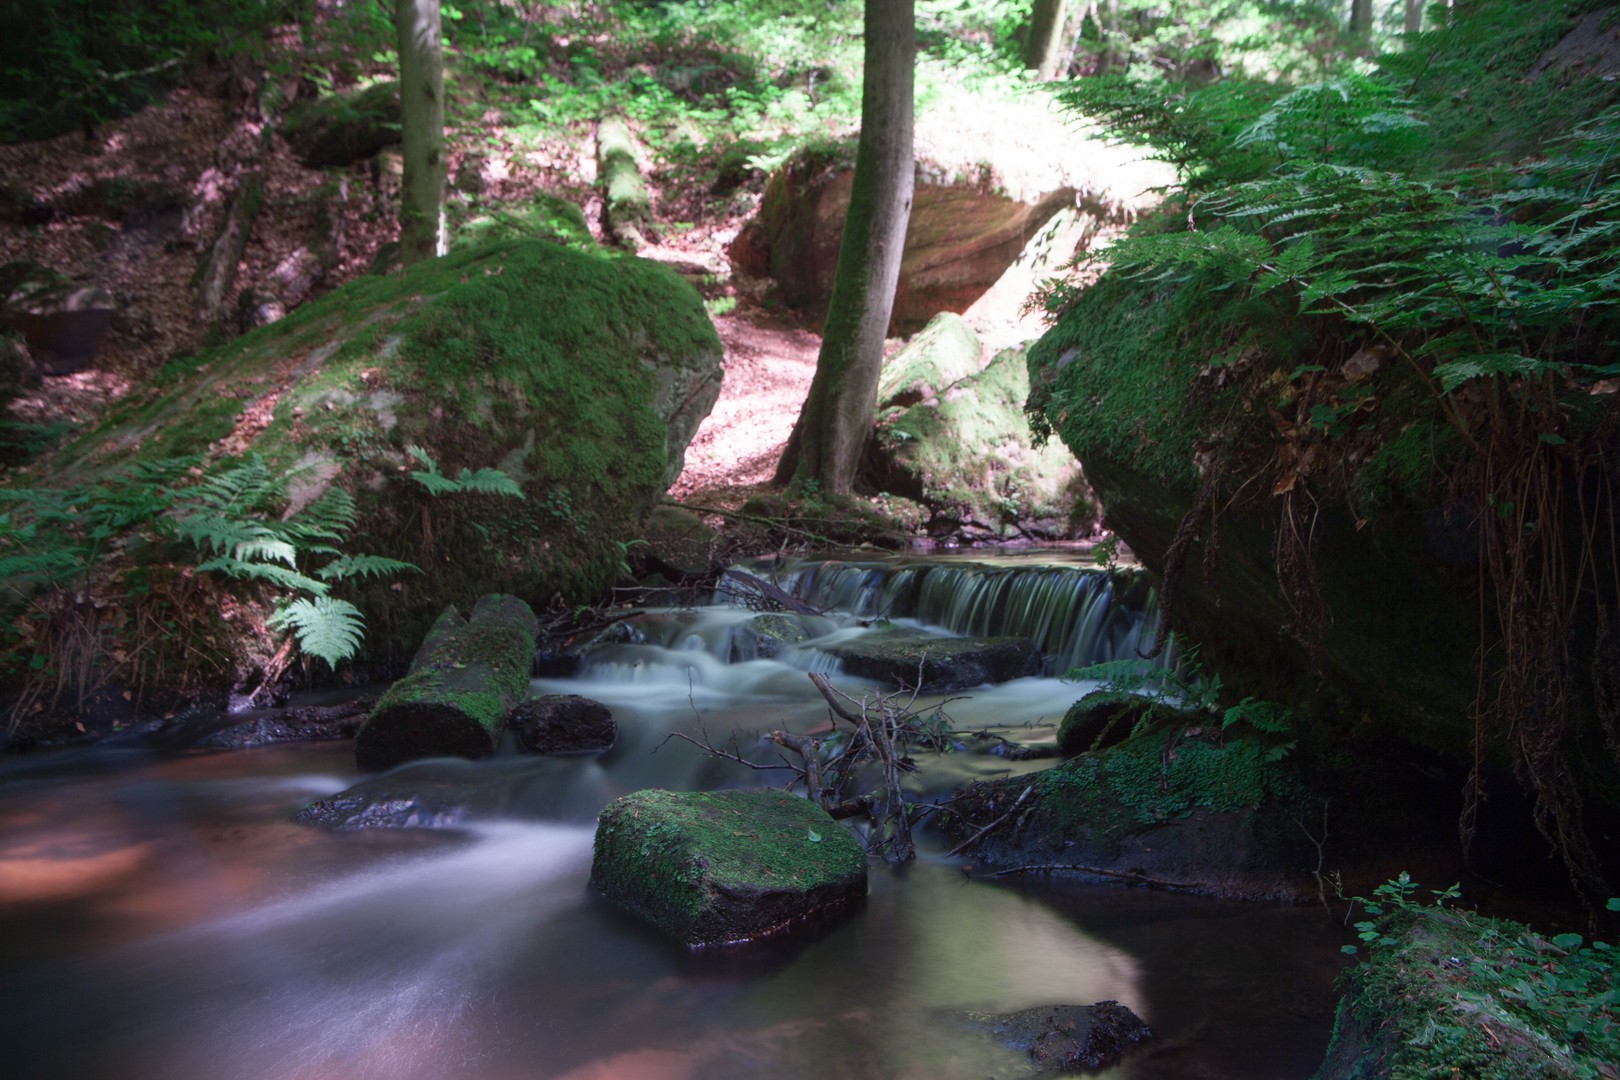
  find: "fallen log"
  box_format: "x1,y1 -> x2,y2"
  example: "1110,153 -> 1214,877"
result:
354,593 -> 540,769
596,115 -> 649,249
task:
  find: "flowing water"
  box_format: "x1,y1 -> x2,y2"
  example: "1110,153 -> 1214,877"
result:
0,553 -> 1347,1079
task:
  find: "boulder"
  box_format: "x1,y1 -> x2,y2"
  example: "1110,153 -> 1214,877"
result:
356,594 -> 540,770
964,1002 -> 1153,1074
729,612 -> 815,662
45,238 -> 722,673
510,693 -> 616,754
867,329 -> 1095,541
282,81 -> 402,167
876,311 -> 982,410
1057,691 -> 1184,757
639,504 -> 719,580
730,141 -> 1076,333
818,628 -> 1040,691
2,272 -> 118,374
591,788 -> 867,946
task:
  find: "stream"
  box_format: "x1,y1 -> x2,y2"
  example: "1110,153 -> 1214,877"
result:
0,553 -> 1349,1079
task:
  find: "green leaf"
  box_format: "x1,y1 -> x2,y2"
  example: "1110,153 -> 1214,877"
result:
1553,932 -> 1584,950
806,828 -> 822,843
267,597 -> 365,670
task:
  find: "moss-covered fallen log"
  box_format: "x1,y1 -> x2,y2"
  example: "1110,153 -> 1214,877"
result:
354,594 -> 539,769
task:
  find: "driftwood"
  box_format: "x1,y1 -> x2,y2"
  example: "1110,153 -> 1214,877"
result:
723,569 -> 824,615
986,863 -> 1201,891
354,594 -> 540,769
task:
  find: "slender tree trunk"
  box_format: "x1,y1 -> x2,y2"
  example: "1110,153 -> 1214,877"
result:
1404,0 -> 1422,32
1024,0 -> 1071,81
1349,0 -> 1375,36
397,0 -> 445,265
775,0 -> 915,494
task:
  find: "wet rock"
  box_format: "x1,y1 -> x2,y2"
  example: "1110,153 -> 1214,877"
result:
965,1001 -> 1152,1073
1057,691 -> 1184,757
640,504 -> 719,580
591,788 -> 867,946
192,698 -> 373,750
282,80 -> 402,167
510,694 -> 616,754
818,629 -> 1040,691
730,612 -> 813,661
295,762 -> 503,829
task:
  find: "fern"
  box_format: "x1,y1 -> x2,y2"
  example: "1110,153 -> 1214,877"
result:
406,444 -> 525,499
315,553 -> 418,581
266,597 -> 365,670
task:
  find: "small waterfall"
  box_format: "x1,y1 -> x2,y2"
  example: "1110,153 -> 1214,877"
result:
758,557 -> 1168,674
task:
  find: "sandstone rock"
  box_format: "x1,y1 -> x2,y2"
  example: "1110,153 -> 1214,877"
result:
282,81 -> 402,167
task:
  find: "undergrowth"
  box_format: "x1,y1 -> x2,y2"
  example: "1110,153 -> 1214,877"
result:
1032,0 -> 1620,900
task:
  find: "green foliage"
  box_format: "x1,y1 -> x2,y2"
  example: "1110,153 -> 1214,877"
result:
1335,875 -> 1619,1078
405,445 -> 525,499
266,597 -> 365,671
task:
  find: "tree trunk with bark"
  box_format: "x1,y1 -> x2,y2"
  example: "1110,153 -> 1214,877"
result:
1024,0 -> 1071,81
1349,0 -> 1375,36
775,0 -> 915,494
397,0 -> 445,265
1404,0 -> 1423,33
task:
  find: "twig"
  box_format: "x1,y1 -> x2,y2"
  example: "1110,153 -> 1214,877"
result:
944,784 -> 1033,858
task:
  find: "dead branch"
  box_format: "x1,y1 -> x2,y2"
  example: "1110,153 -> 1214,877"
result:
945,784 -> 1033,858
986,863 -> 1201,891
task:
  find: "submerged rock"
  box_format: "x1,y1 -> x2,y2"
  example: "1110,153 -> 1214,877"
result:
591,788 -> 867,947
818,629 -> 1040,691
193,697 -> 372,750
510,694 -> 616,754
965,1001 -> 1152,1074
295,761 -> 505,829
728,612 -> 814,661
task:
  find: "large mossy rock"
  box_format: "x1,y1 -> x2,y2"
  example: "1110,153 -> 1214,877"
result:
818,628 -> 1040,691
1057,690 -> 1182,757
866,315 -> 1094,541
46,239 -> 722,664
591,788 -> 867,946
729,142 -> 1074,334
1025,271 -> 1483,762
282,81 -> 402,167
355,594 -> 539,769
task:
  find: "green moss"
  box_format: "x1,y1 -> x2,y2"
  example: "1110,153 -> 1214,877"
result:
591,788 -> 867,945
1056,690 -> 1184,757
1037,725 -> 1286,830
1320,906 -> 1619,1080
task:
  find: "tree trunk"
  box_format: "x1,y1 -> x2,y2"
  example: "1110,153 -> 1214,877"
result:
354,594 -> 539,769
775,0 -> 915,494
1024,0 -> 1071,81
1404,0 -> 1422,32
1349,0 -> 1375,36
396,0 -> 445,265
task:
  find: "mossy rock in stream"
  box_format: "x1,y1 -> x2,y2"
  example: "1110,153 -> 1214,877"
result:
591,788 -> 867,947
1057,690 -> 1186,758
33,238 -> 722,672
817,628 -> 1040,691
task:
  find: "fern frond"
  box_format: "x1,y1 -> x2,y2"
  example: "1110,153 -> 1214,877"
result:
453,467 -> 525,499
315,554 -> 419,581
267,597 -> 364,669
194,556 -> 330,596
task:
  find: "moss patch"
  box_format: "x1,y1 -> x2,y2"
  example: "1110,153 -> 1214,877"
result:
591,788 -> 867,946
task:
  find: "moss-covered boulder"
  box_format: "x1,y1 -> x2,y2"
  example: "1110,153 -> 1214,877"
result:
1057,691 -> 1184,757
41,239 -> 722,668
356,594 -> 539,769
946,723 -> 1316,899
818,628 -> 1040,691
282,81 -> 402,167
875,311 -> 982,410
592,788 -> 867,946
509,693 -> 616,754
868,324 -> 1094,541
1316,906 -> 1619,1080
